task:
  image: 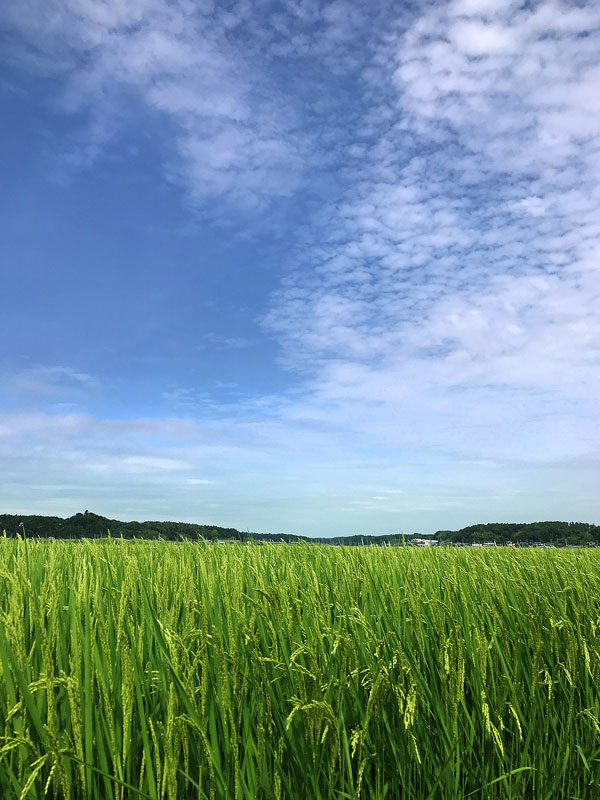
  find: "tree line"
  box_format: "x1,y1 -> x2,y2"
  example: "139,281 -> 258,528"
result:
435,521 -> 600,546
1,512 -> 599,546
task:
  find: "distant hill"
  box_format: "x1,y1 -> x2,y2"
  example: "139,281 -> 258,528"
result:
1,513 -> 599,546
435,521 -> 600,546
0,512 -> 418,544
0,512 -> 289,542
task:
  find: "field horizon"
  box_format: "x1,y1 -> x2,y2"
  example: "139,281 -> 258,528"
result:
2,511 -> 600,548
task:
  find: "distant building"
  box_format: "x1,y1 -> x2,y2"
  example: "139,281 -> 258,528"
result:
412,538 -> 437,547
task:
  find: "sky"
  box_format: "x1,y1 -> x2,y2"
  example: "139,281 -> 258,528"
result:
1,0 -> 600,536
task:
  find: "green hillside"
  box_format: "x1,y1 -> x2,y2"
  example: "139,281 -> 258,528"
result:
2,512 -> 600,546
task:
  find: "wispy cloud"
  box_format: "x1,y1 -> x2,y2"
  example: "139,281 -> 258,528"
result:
196,333 -> 253,351
1,406 -> 598,533
4,365 -> 99,405
1,0 -> 405,210
88,455 -> 191,475
1,0 -> 311,205
266,0 -> 600,464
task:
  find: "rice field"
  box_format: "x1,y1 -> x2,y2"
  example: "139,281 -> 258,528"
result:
0,538 -> 599,799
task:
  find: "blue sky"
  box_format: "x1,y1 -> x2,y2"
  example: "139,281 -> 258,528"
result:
1,0 -> 600,536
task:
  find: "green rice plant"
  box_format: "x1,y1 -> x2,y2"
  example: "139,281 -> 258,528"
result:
0,537 -> 599,798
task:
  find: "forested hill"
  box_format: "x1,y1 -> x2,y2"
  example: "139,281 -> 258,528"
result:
1,513 -> 599,545
0,513 -> 299,542
435,521 -> 600,546
0,512 -> 413,544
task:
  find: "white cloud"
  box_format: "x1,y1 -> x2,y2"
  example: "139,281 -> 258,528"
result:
196,333 -> 253,351
88,455 -> 191,475
0,366 -> 100,418
9,365 -> 98,394
1,0 -> 308,205
449,19 -> 520,56
265,0 -> 600,472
